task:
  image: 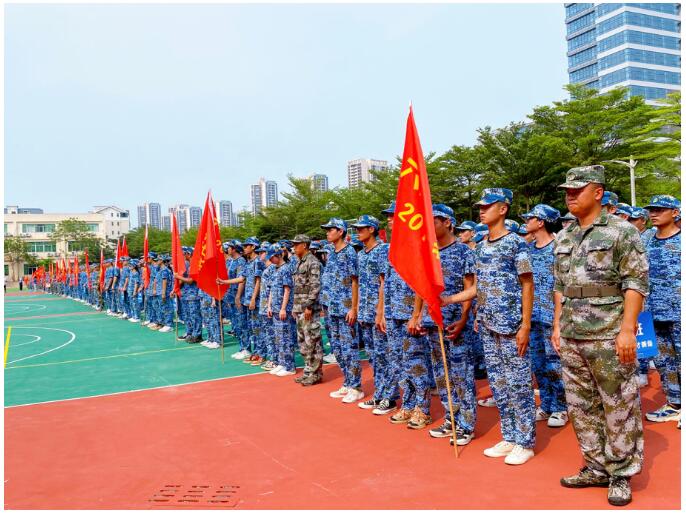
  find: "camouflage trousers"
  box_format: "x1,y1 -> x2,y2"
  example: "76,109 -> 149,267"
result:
465,311 -> 485,374
144,292 -> 155,321
427,327 -> 476,431
360,321 -> 398,401
482,328 -> 536,449
182,297 -> 202,338
231,305 -> 249,351
148,296 -> 160,323
389,319 -> 431,414
295,312 -> 323,379
328,315 -> 362,389
200,298 -> 221,343
160,296 -> 174,327
274,317 -> 297,371
529,322 -> 567,414
245,306 -> 261,354
260,314 -> 275,360
653,320 -> 681,406
560,337 -> 643,477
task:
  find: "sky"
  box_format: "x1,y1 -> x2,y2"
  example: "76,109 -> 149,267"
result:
5,3 -> 568,223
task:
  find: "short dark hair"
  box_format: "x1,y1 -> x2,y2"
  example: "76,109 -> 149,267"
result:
543,219 -> 562,234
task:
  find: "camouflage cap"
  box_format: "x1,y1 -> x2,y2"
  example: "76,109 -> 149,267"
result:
291,234 -> 312,244
601,191 -> 619,207
474,188 -> 513,206
520,204 -> 561,223
629,206 -> 649,220
616,202 -> 633,217
558,165 -> 606,189
381,201 -> 396,216
559,212 -> 576,222
505,219 -> 521,232
456,220 -> 478,231
645,194 -> 680,210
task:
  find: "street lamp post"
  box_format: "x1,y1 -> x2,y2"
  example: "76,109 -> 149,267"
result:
608,157 -> 638,206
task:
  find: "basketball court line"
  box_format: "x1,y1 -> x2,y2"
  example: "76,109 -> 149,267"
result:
5,327 -> 77,365
4,369 -> 268,409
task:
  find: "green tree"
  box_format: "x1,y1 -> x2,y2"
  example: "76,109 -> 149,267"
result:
3,236 -> 30,281
122,226 -> 172,256
50,218 -> 105,258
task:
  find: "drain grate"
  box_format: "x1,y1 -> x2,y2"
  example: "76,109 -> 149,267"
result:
150,484 -> 240,508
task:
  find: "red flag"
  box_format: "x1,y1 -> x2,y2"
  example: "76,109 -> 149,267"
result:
388,106 -> 445,327
121,236 -> 129,258
170,212 -> 184,297
99,248 -> 105,292
84,249 -> 91,288
74,256 -> 79,287
189,192 -> 229,300
115,239 -> 122,269
142,225 -> 150,289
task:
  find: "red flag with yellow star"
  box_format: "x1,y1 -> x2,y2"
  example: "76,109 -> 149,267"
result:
388,106 -> 445,327
189,192 -> 229,301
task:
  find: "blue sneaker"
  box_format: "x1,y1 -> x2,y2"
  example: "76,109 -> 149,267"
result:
645,403 -> 680,423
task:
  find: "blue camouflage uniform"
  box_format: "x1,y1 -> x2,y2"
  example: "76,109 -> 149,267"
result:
199,288 -> 221,343
258,253 -> 276,360
320,218 -> 361,391
644,195 -> 681,407
270,251 -> 297,371
157,257 -> 174,327
521,204 -> 566,416
148,260 -> 162,324
180,254 -> 202,340
127,263 -> 141,320
228,243 -> 248,350
353,215 -> 395,402
423,209 -> 477,431
104,264 -> 114,310
475,188 -> 536,449
241,243 -> 265,354
111,265 -> 121,312
119,259 -> 131,317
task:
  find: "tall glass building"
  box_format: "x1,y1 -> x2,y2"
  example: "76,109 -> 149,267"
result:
565,3 -> 681,101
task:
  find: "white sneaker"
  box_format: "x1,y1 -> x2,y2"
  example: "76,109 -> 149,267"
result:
234,349 -> 250,360
478,396 -> 497,407
323,353 -> 337,364
121,314 -> 129,319
200,340 -> 210,347
638,374 -> 649,388
269,365 -> 285,375
158,326 -> 173,333
504,445 -> 535,465
535,407 -> 550,422
483,440 -> 515,458
205,342 -> 220,349
342,389 -> 365,404
276,369 -> 296,377
128,318 -> 137,323
547,411 -> 568,428
141,320 -> 150,326
330,386 -> 348,398
230,351 -> 241,358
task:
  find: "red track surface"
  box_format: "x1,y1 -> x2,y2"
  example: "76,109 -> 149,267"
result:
5,365 -> 680,509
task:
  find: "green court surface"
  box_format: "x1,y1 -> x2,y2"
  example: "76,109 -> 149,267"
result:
4,294 -> 268,407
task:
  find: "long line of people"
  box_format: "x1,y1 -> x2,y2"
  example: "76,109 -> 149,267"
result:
44,174 -> 680,506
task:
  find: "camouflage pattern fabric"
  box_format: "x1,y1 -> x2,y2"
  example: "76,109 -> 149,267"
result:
481,327 -> 536,448
329,315 -> 361,389
553,208 -> 649,340
645,232 -> 680,322
296,313 -> 323,379
475,232 -> 533,335
529,322 -> 566,414
560,337 -> 643,477
654,320 -> 681,405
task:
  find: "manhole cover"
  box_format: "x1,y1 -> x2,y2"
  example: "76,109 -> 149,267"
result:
149,484 -> 240,508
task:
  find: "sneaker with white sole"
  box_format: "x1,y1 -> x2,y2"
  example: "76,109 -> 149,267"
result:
478,396 -> 497,407
358,398 -> 380,410
483,440 -> 515,458
646,403 -> 681,423
323,354 -> 337,364
535,407 -> 550,422
234,350 -> 250,360
548,411 -> 569,428
269,365 -> 285,375
276,369 -> 296,377
330,386 -> 348,398
372,399 -> 397,415
158,326 -> 173,333
141,320 -> 150,326
449,427 -> 474,446
200,341 -> 211,347
504,444 -> 535,465
429,420 -> 454,438
231,351 -> 242,359
205,342 -> 220,349
342,389 -> 365,404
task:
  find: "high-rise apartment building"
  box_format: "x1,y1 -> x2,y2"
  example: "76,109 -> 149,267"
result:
217,200 -> 234,227
162,215 -> 171,232
189,206 -> 202,228
347,159 -> 388,188
565,3 -> 681,101
309,174 -> 329,192
250,178 -> 279,215
137,202 -> 162,229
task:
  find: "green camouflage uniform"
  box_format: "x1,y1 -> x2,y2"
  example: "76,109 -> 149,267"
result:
555,166 -> 649,479
292,244 -> 324,380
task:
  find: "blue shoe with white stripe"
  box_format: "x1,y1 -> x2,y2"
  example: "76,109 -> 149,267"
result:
646,403 -> 680,423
